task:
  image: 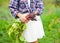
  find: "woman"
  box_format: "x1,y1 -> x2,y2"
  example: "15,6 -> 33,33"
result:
9,0 -> 45,43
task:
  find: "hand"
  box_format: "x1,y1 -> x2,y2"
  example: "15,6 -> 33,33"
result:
25,13 -> 36,21
30,11 -> 37,18
30,11 -> 38,21
17,13 -> 29,23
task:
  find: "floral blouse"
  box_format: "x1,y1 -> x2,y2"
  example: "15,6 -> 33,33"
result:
9,0 -> 44,18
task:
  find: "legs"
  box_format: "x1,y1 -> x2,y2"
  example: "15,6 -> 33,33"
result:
27,40 -> 38,43
31,40 -> 38,43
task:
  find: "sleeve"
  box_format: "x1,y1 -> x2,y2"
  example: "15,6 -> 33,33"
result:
35,0 -> 44,15
9,0 -> 19,18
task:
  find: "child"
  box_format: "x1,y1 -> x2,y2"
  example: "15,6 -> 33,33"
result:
9,0 -> 45,43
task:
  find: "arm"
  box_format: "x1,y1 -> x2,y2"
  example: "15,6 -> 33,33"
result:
9,0 -> 29,23
35,0 -> 44,15
9,0 -> 20,18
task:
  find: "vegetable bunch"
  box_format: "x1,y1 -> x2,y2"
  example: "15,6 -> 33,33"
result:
8,19 -> 26,42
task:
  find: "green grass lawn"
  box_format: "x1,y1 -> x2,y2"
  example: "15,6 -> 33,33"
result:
0,0 -> 60,43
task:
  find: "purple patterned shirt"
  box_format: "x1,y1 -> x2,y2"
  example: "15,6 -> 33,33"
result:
9,0 -> 44,18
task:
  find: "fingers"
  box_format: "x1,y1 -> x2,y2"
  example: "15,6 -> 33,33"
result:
25,19 -> 29,23
20,17 -> 29,23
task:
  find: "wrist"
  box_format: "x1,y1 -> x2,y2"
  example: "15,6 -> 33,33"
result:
17,13 -> 22,18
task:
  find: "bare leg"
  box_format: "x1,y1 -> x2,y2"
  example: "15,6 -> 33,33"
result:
31,41 -> 38,43
27,40 -> 38,43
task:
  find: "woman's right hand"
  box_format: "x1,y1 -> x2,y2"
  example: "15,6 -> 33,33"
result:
20,14 -> 28,23
17,13 -> 29,23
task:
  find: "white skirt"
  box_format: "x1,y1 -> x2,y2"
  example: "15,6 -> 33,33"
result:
22,16 -> 45,42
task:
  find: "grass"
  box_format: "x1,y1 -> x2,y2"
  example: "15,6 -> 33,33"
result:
0,0 -> 60,43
